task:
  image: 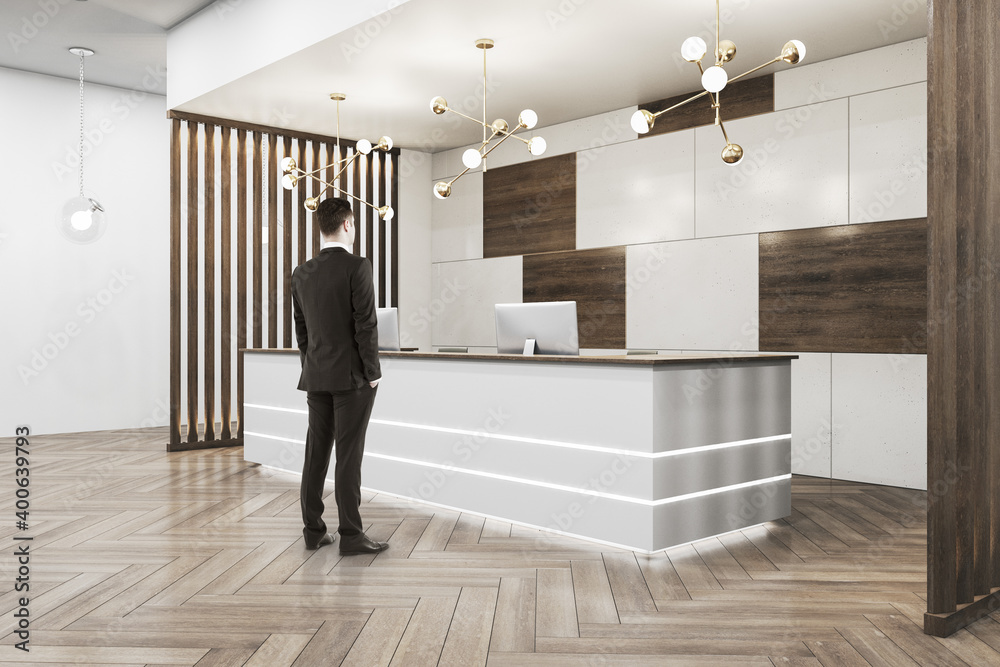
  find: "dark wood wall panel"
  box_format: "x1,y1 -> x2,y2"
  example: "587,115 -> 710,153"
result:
758,219 -> 927,354
167,112 -> 400,451
522,247 -> 626,350
925,0 -> 1000,638
639,73 -> 774,138
483,153 -> 576,258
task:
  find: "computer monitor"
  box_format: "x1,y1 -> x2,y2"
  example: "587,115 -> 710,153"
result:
376,307 -> 400,351
495,301 -> 579,356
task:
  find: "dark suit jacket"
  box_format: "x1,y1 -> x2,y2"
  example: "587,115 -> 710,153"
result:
291,247 -> 381,392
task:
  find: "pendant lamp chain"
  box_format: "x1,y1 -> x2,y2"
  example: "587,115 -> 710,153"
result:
77,49 -> 86,197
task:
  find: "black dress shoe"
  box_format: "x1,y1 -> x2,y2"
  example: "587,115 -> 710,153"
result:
339,533 -> 389,554
305,533 -> 335,550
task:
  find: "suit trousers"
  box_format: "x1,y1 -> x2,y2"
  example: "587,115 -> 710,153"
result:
300,385 -> 377,543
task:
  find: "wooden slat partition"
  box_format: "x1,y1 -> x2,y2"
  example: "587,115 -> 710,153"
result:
220,126 -> 232,441
186,121 -> 199,444
252,132 -> 263,349
166,110 -> 400,451
282,136 -> 293,349
925,0 -> 1000,637
390,156 -> 399,308
353,149 -> 362,256
203,125 -> 216,443
169,119 -> 181,446
267,133 -> 278,348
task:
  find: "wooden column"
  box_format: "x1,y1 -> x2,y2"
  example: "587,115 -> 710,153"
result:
185,121 -> 199,444
203,124 -> 216,442
925,0 -> 1000,637
267,133 -> 278,348
220,126 -> 232,441
169,119 -> 182,447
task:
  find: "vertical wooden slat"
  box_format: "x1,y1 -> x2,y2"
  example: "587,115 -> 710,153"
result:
365,153 -> 374,262
186,121 -> 200,444
169,119 -> 182,448
927,0 -> 959,617
326,142 -> 337,198
203,124 -> 216,443
988,0 -> 1000,594
311,141 -> 321,256
220,126 -> 232,441
297,139 -> 307,265
352,148 -> 362,256
377,153 -> 387,308
282,135 -> 293,348
268,133 -> 278,348
252,131 -> 263,349
390,153 -> 399,309
236,129 -> 248,441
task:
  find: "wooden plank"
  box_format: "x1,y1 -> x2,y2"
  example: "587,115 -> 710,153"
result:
282,135 -> 293,349
352,147 -> 362,256
186,120 -> 200,444
203,123 -> 216,443
291,619 -> 367,667
219,126 -> 232,441
267,132 -> 278,348
639,73 -> 774,138
536,568 -> 579,638
522,246 -> 626,349
388,596 -> 457,666
252,131 -> 263,349
168,109 -> 365,153
244,634 -> 312,667
169,118 -> 182,449
378,153 -> 387,308
438,586 -> 497,667
341,608 -> 412,667
602,553 -> 657,613
312,141 -> 322,257
759,219 -> 928,354
571,560 -> 619,625
390,154 -> 399,308
297,139 -> 307,263
483,152 -> 576,258
365,152 -> 374,262
489,577 -> 536,653
236,129 -> 248,441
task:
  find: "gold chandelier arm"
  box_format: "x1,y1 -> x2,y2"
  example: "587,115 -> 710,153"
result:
446,165 -> 474,189
482,127 -> 521,156
652,88 -> 712,119
331,151 -> 361,184
319,178 -> 380,214
727,56 -> 783,86
715,0 -> 721,66
445,107 -> 493,131
718,119 -> 731,145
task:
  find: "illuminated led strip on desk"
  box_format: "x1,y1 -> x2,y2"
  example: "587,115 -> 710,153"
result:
242,349 -> 796,552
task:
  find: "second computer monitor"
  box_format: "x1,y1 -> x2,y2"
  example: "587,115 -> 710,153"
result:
495,301 -> 579,356
376,307 -> 400,351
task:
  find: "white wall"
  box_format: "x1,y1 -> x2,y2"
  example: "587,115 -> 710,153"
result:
0,67 -> 170,436
425,39 -> 929,490
396,149 -> 434,351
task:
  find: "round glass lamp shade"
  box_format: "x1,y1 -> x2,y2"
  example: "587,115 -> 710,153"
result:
59,196 -> 106,244
377,136 -> 393,151
722,143 -> 744,165
528,136 -> 547,156
701,66 -> 729,93
681,36 -> 707,62
281,174 -> 298,190
280,156 -> 296,173
462,148 -> 483,169
519,109 -> 538,129
356,139 -> 373,155
630,109 -> 654,134
433,181 -> 452,199
378,205 -> 394,221
781,39 -> 806,64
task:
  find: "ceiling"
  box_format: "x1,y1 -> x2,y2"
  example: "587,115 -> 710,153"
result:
1,0 -> 928,150
0,0 -> 215,95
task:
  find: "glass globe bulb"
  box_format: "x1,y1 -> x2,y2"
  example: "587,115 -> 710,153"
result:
781,39 -> 806,64
378,136 -> 393,151
462,148 -> 483,169
280,156 -> 296,173
59,195 -> 107,244
379,206 -> 395,221
528,136 -> 547,157
722,143 -> 744,165
519,109 -> 538,129
356,139 -> 372,155
430,96 -> 448,114
631,109 -> 654,134
701,66 -> 728,93
681,36 -> 707,62
281,174 -> 297,190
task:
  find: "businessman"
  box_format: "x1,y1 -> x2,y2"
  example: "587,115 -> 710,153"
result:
291,196 -> 388,554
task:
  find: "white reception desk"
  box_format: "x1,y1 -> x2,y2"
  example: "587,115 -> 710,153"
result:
243,350 -> 796,552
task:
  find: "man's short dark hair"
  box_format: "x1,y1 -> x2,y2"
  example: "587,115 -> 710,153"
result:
315,197 -> 353,237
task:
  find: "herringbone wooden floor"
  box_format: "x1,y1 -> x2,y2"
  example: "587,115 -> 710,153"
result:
2,427 -> 999,666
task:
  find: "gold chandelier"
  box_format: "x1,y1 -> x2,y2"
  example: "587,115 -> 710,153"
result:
631,0 -> 806,165
430,38 -> 547,199
281,93 -> 394,220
